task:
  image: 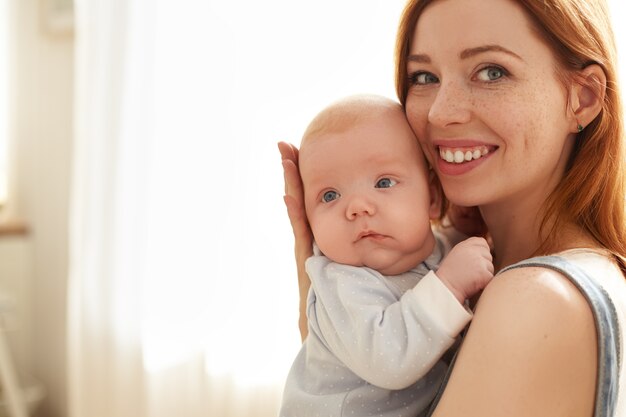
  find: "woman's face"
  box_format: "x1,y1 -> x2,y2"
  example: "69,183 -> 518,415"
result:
405,0 -> 575,209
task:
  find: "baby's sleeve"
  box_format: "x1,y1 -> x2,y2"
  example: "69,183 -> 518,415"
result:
306,258 -> 471,390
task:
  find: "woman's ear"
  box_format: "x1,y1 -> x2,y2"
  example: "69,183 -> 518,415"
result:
428,170 -> 443,220
568,64 -> 606,132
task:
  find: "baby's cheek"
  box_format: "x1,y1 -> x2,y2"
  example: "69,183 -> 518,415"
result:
310,218 -> 347,260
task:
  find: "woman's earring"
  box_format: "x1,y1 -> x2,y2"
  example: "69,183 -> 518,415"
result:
577,123 -> 584,133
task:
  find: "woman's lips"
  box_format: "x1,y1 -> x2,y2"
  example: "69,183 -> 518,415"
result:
435,144 -> 497,175
439,145 -> 490,163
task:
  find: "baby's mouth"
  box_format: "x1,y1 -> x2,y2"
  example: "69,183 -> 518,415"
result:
356,231 -> 387,242
438,145 -> 493,164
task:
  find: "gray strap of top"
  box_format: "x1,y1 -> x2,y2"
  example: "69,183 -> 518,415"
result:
426,255 -> 621,417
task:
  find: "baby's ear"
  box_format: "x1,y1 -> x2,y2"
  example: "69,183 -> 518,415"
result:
428,170 -> 444,220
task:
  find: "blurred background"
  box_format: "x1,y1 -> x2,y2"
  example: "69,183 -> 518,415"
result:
0,1 -> 623,416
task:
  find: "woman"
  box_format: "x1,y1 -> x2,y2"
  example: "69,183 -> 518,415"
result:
279,0 -> 626,415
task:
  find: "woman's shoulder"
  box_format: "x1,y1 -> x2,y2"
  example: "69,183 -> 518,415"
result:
431,259 -> 598,416
484,248 -> 625,324
497,249 -> 626,331
485,258 -> 593,318
476,262 -> 596,359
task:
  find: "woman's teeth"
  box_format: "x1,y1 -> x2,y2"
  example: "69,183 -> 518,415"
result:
439,146 -> 490,164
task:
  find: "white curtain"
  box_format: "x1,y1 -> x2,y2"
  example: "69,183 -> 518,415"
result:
68,1 -> 404,416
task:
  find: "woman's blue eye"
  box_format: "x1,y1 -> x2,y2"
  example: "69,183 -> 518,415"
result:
409,71 -> 439,85
322,190 -> 340,203
476,66 -> 506,81
375,178 -> 397,188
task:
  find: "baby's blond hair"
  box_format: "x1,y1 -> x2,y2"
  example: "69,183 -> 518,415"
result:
301,94 -> 405,148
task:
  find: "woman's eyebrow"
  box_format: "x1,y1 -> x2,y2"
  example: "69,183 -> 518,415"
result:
407,45 -> 523,64
459,44 -> 523,61
407,54 -> 430,64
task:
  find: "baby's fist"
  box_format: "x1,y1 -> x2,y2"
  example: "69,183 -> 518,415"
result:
436,237 -> 494,304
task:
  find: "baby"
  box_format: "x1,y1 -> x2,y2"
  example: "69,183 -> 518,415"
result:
279,94 -> 493,417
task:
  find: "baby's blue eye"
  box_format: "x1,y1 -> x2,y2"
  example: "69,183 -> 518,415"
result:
322,190 -> 340,203
375,178 -> 397,188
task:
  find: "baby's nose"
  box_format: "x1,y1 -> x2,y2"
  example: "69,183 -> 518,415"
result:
345,196 -> 376,219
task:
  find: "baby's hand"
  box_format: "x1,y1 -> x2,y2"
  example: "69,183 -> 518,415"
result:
436,237 -> 494,304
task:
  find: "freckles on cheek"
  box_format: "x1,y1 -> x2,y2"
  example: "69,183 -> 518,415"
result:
522,122 -> 539,157
522,95 -> 556,152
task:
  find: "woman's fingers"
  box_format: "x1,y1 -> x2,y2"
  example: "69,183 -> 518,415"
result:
278,141 -> 299,194
280,146 -> 313,260
278,141 -> 313,341
278,142 -> 308,234
278,141 -> 298,162
278,141 -> 312,256
283,195 -> 310,241
282,158 -> 305,206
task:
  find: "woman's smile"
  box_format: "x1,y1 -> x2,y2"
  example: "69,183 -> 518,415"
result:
438,145 -> 491,163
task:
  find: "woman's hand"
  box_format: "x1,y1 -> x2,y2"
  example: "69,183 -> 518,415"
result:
278,141 -> 313,341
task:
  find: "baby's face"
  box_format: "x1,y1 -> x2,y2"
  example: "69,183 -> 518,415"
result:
299,110 -> 437,275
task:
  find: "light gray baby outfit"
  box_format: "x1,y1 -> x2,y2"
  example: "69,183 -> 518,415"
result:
280,234 -> 471,417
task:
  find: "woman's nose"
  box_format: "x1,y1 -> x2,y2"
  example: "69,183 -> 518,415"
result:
427,80 -> 472,127
345,196 -> 376,220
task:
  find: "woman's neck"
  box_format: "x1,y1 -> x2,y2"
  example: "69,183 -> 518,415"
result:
481,198 -> 595,272
482,203 -> 539,271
